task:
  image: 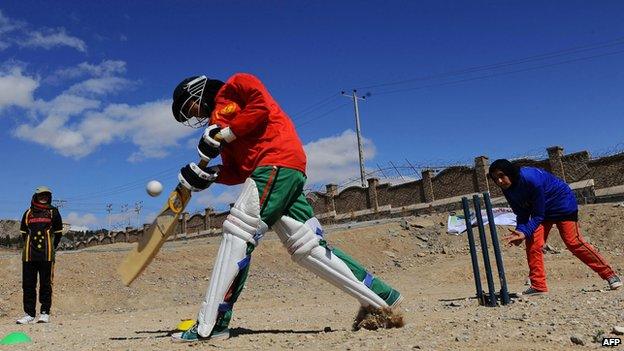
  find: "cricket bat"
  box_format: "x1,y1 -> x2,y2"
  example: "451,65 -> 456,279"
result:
117,159 -> 208,286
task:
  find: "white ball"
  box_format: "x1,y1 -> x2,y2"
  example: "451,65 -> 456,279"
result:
146,180 -> 163,197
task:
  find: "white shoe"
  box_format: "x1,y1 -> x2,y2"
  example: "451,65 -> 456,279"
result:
16,315 -> 35,324
607,275 -> 622,290
37,313 -> 50,323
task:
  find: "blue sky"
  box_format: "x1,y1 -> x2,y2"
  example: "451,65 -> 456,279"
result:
1,1 -> 623,229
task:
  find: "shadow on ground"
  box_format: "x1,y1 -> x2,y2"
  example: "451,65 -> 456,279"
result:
108,326 -> 334,341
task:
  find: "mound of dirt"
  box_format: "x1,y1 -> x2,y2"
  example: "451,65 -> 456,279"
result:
0,219 -> 20,239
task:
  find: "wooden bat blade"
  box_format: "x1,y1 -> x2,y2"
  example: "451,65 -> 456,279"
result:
117,185 -> 192,286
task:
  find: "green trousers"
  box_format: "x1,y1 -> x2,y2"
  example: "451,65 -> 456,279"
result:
212,166 -> 401,333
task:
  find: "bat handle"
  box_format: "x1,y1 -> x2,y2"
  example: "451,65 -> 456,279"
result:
170,158 -> 211,211
197,158 -> 209,168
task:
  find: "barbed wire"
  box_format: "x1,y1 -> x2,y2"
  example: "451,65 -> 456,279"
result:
303,142 -> 624,195
303,159 -> 470,194
589,143 -> 624,159
507,147 -> 549,161
4,143 -> 624,225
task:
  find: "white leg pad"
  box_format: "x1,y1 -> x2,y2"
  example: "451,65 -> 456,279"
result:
197,178 -> 266,337
273,216 -> 388,308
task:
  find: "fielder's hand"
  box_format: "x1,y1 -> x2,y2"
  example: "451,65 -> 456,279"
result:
502,228 -> 526,247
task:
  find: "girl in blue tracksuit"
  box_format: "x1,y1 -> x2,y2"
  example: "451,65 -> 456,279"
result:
489,159 -> 620,294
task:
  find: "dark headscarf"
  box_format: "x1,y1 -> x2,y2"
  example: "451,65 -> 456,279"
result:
31,191 -> 53,210
488,159 -> 521,185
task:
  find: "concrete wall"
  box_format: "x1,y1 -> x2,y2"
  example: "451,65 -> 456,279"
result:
66,145 -> 624,249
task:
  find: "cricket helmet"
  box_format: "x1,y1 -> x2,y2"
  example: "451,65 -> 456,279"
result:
172,75 -> 224,128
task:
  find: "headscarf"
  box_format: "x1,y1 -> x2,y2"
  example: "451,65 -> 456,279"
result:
488,159 -> 521,185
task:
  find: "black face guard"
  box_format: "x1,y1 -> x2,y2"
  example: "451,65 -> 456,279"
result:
175,75 -> 209,128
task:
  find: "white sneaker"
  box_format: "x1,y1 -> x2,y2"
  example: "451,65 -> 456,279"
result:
37,313 -> 50,323
607,275 -> 622,290
16,315 -> 35,324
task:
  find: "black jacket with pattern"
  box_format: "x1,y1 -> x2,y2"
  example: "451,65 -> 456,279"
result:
20,197 -> 63,262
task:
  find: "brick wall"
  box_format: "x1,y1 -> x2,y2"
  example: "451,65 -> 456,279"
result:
588,153 -> 624,188
72,145 -> 624,248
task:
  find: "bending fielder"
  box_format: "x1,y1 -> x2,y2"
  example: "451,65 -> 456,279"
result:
170,73 -> 403,342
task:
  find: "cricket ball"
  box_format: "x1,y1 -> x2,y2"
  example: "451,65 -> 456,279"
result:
146,180 -> 163,197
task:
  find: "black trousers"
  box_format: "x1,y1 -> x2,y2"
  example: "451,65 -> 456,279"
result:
22,261 -> 54,316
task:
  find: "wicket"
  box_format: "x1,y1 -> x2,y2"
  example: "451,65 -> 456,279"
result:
461,192 -> 511,306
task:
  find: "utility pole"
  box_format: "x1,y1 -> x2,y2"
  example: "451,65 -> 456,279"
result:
121,204 -> 129,227
106,203 -> 113,232
341,90 -> 369,188
134,201 -> 143,229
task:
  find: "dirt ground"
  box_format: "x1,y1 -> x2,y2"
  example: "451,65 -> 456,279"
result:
1,203 -> 624,350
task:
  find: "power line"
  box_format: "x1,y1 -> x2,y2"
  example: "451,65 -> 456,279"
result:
355,35 -> 624,90
295,37 -> 624,133
296,102 -> 351,128
373,48 -> 624,97
290,94 -> 341,121
64,166 -> 178,201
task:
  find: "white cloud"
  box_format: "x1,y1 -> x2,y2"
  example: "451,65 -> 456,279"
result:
66,76 -> 134,96
14,115 -> 86,156
0,10 -> 24,36
304,129 -> 376,185
36,93 -> 101,116
0,10 -> 85,52
49,60 -> 126,82
7,59 -> 192,160
14,99 -> 194,160
0,66 -> 39,109
190,129 -> 377,210
115,101 -> 196,161
66,212 -> 99,227
20,28 -> 86,52
0,12 -> 193,166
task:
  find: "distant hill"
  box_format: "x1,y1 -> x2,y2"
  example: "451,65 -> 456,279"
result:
0,219 -> 20,239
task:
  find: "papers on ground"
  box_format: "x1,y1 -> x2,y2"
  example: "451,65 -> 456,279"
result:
447,208 -> 516,235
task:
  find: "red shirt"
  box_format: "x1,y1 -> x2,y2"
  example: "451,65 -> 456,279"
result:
210,73 -> 307,185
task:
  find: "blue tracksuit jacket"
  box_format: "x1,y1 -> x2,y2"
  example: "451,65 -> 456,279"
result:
502,167 -> 577,238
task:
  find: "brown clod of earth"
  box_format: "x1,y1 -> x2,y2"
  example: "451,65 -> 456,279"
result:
352,306 -> 405,331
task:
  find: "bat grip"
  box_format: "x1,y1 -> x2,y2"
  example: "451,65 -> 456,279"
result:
197,158 -> 209,168
169,158 -> 210,213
